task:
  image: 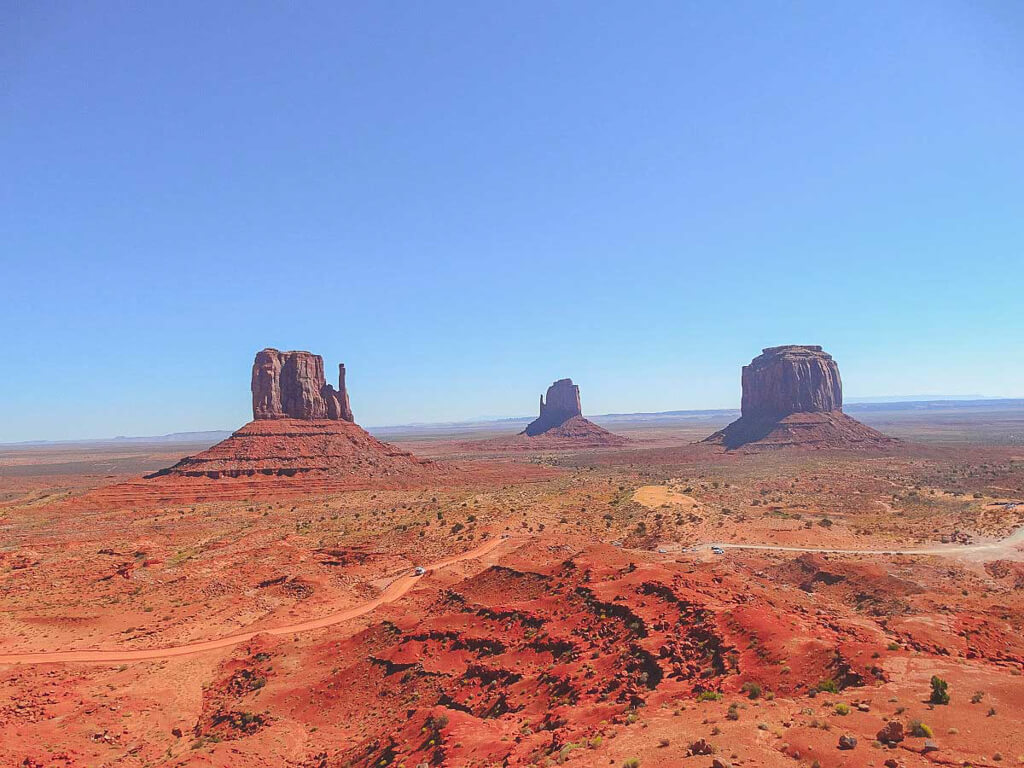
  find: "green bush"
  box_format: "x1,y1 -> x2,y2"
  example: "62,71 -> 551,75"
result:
834,703 -> 850,715
742,681 -> 762,699
816,678 -> 839,693
929,675 -> 950,705
696,691 -> 723,702
910,720 -> 933,738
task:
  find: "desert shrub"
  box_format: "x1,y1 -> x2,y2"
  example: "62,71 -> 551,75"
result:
742,681 -> 762,699
816,678 -> 839,693
623,759 -> 640,768
696,691 -> 723,702
910,720 -> 933,738
929,676 -> 950,705
834,703 -> 850,715
971,691 -> 985,704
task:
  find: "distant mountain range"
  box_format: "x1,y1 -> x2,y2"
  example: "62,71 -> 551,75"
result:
2,430 -> 235,447
4,397 -> 1022,446
846,394 -> 998,403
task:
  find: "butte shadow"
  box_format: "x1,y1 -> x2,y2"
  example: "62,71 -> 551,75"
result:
703,345 -> 898,451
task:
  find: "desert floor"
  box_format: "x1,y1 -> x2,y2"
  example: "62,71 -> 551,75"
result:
1,413 -> 1023,768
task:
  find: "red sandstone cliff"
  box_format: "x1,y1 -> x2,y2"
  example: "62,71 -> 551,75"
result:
705,345 -> 895,450
252,349 -> 353,422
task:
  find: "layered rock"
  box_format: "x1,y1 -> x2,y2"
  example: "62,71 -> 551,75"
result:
705,345 -> 896,450
252,348 -> 353,422
148,348 -> 439,486
149,418 -> 437,482
740,345 -> 842,417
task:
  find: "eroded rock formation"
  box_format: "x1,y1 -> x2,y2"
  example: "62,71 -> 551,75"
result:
252,349 -> 353,422
741,345 -> 842,417
146,348 -> 454,487
503,378 -> 628,447
705,345 -> 895,450
524,379 -> 583,436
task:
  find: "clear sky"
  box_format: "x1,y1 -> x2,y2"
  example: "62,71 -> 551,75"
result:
2,2 -> 1023,441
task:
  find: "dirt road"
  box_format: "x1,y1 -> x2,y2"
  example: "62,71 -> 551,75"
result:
687,523 -> 1024,558
0,536 -> 507,666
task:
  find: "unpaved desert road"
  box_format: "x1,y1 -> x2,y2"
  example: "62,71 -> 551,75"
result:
674,523 -> 1024,558
0,536 -> 508,666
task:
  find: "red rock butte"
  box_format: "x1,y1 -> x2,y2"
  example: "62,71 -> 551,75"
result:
515,378 -> 628,447
147,349 -> 440,485
704,345 -> 897,450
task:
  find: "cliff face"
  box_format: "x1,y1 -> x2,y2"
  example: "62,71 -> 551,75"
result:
252,349 -> 353,422
147,348 -> 451,487
740,345 -> 842,418
523,379 -> 583,436
705,345 -> 895,450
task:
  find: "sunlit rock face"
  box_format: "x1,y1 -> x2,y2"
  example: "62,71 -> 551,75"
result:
741,345 -> 843,418
252,348 -> 353,422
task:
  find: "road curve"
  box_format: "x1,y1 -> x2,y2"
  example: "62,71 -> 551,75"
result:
0,536 -> 508,666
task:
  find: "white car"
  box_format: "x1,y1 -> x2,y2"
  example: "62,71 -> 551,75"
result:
710,546 -> 724,555
413,566 -> 426,576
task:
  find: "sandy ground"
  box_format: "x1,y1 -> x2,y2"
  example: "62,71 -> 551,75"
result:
1,422 -> 1023,767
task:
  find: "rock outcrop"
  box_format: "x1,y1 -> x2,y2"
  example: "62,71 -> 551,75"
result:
147,348 -> 442,487
740,345 -> 842,417
470,378 -> 629,449
523,379 -> 583,436
252,348 -> 353,422
704,345 -> 896,450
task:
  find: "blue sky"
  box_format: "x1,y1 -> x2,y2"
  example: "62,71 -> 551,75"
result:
2,2 -> 1023,441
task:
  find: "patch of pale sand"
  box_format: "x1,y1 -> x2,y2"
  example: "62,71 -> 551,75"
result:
632,485 -> 700,510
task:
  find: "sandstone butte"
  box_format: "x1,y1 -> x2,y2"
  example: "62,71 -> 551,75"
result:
704,344 -> 897,450
512,378 -> 628,447
145,348 -> 442,486
75,348 -> 546,507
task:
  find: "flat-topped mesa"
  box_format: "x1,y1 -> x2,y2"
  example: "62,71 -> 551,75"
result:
252,348 -> 353,422
741,345 -> 843,418
704,344 -> 896,450
524,378 -> 583,436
